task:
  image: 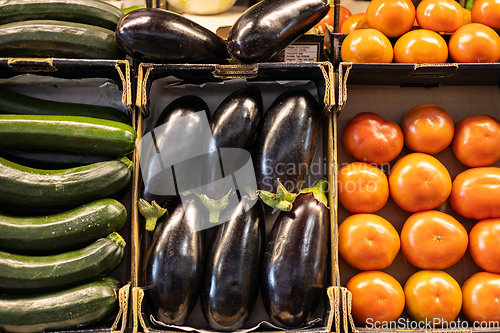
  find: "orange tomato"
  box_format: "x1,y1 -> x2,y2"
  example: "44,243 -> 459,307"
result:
469,218 -> 500,273
354,14 -> 370,30
463,8 -> 472,26
471,0 -> 500,28
389,153 -> 452,213
404,270 -> 462,324
393,29 -> 449,63
400,210 -> 468,269
366,0 -> 416,37
347,271 -> 405,326
340,13 -> 366,34
340,28 -> 394,63
448,23 -> 500,63
402,104 -> 454,155
462,272 -> 500,323
314,5 -> 352,33
452,114 -> 500,167
416,0 -> 464,32
339,214 -> 400,270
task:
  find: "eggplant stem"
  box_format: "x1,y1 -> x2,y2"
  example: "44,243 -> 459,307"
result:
138,199 -> 168,231
193,190 -> 232,223
257,179 -> 298,211
299,178 -> 329,208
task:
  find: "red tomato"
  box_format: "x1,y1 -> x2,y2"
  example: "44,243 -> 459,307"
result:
389,153 -> 452,213
400,210 -> 468,269
471,0 -> 500,28
452,114 -> 500,167
342,112 -> 403,165
448,23 -> 500,63
339,214 -> 400,270
366,0 -> 416,37
340,13 -> 366,34
462,272 -> 500,323
393,29 -> 449,63
449,167 -> 500,220
347,271 -> 405,326
416,0 -> 464,32
469,219 -> 500,273
340,29 -> 394,63
314,6 -> 352,33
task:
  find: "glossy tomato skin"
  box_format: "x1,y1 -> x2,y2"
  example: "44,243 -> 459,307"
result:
340,13 -> 366,34
366,0 -> 416,37
400,210 -> 468,269
340,29 -> 394,63
462,272 -> 500,322
471,0 -> 500,28
452,114 -> 500,167
448,23 -> 500,63
416,0 -> 464,32
339,214 -> 400,270
394,29 -> 449,64
469,219 -> 500,273
342,112 -> 403,165
314,6 -> 352,33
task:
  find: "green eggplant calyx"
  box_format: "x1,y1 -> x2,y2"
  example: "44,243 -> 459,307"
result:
299,178 -> 329,208
118,156 -> 134,172
192,190 -> 232,223
138,199 -> 167,231
257,179 -> 299,211
107,232 -> 127,248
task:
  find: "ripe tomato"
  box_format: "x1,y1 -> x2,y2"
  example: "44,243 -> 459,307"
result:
402,104 -> 454,155
339,214 -> 400,270
342,112 -> 403,165
389,153 -> 452,213
347,271 -> 405,326
314,5 -> 352,34
449,167 -> 500,220
393,29 -> 449,63
340,29 -> 394,63
340,13 -> 366,34
469,219 -> 500,273
366,0 -> 416,37
462,272 -> 500,323
404,270 -> 462,324
448,23 -> 500,63
416,0 -> 464,32
471,0 -> 500,28
463,8 -> 472,26
452,114 -> 500,167
400,210 -> 468,269
338,162 -> 389,213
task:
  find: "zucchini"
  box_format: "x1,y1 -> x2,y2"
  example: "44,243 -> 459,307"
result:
0,198 -> 127,254
0,114 -> 137,157
0,232 -> 125,293
0,87 -> 130,123
0,276 -> 120,333
0,0 -> 124,31
0,156 -> 133,209
0,20 -> 124,60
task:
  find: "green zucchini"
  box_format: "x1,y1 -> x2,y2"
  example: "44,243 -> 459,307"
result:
0,20 -> 124,60
0,198 -> 127,254
0,276 -> 120,333
0,232 -> 125,293
0,114 -> 137,157
0,87 -> 130,123
0,0 -> 124,31
0,156 -> 133,209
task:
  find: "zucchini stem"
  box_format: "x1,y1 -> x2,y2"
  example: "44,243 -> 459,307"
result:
107,232 -> 126,248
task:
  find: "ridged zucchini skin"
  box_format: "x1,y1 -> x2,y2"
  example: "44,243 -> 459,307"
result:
0,0 -> 124,31
0,20 -> 124,60
0,232 -> 125,293
0,277 -> 120,333
0,198 -> 127,254
0,114 -> 137,157
0,156 -> 133,209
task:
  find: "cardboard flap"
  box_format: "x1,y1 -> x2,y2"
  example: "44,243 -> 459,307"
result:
7,58 -> 57,73
112,283 -> 131,333
213,64 -> 259,80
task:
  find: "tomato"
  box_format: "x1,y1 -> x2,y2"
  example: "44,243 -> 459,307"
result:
393,29 -> 449,64
354,14 -> 370,30
366,0 -> 416,37
448,23 -> 500,63
347,271 -> 405,326
340,29 -> 394,63
463,8 -> 472,26
339,214 -> 400,270
400,210 -> 468,269
452,114 -> 500,167
314,5 -> 352,34
342,112 -> 403,165
462,272 -> 500,323
338,162 -> 389,213
471,0 -> 500,28
340,13 -> 366,34
449,167 -> 500,220
469,219 -> 500,273
402,104 -> 454,155
389,153 -> 452,213
404,270 -> 462,324
416,0 -> 464,32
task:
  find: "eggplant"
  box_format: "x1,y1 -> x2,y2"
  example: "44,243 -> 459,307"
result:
201,199 -> 265,331
261,179 -> 329,328
227,0 -> 329,64
142,196 -> 206,326
115,8 -> 229,64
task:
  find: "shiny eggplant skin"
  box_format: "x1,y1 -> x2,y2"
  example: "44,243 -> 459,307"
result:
227,0 -> 329,64
115,8 -> 229,64
201,200 -> 265,331
142,196 -> 205,326
261,192 -> 329,328
252,87 -> 322,194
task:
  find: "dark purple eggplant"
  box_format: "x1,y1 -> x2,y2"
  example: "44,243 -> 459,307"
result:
227,0 -> 329,64
115,8 -> 229,64
201,199 -> 265,331
261,179 -> 329,328
142,196 -> 206,326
